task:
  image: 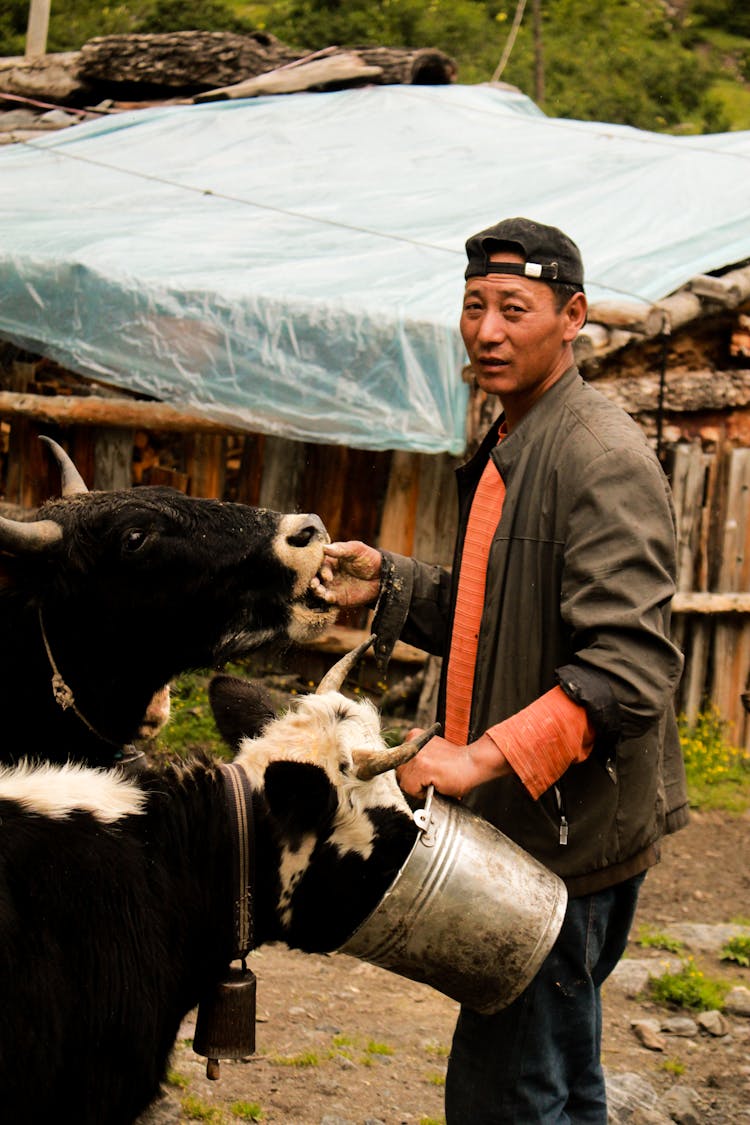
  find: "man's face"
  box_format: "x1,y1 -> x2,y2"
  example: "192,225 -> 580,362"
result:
460,252 -> 586,424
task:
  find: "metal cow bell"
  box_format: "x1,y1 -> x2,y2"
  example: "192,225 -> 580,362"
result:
193,965 -> 257,1080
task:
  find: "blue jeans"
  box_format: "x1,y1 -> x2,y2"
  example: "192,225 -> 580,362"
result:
445,872 -> 645,1125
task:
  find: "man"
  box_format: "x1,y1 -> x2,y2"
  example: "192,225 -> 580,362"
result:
315,217 -> 687,1123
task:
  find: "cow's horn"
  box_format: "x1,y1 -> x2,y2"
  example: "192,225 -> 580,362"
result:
0,515 -> 63,553
351,721 -> 441,781
315,633 -> 376,695
40,435 -> 89,497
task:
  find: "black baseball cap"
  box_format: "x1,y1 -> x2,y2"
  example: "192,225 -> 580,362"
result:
464,217 -> 585,291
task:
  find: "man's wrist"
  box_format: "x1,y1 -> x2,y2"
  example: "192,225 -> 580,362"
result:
470,731 -> 510,783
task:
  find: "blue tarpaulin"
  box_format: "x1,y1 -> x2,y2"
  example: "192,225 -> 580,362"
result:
1,84 -> 749,453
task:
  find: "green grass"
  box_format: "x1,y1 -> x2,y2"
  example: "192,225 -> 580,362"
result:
180,1095 -> 225,1123
165,1068 -> 189,1089
679,707 -> 750,811
721,934 -> 750,967
660,1058 -> 686,1076
635,925 -> 686,955
650,957 -> 729,1012
230,1102 -> 264,1121
708,77 -> 750,130
271,1050 -> 319,1067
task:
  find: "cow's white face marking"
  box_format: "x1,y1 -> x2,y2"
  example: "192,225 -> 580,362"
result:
0,761 -> 146,823
273,515 -> 337,641
236,692 -> 411,866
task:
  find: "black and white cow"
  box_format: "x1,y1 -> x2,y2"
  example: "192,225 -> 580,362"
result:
0,437 -> 335,768
0,643 -> 424,1125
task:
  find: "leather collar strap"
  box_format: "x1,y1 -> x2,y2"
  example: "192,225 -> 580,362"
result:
220,762 -> 255,960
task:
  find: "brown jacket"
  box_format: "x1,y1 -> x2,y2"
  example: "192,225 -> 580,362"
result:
373,366 -> 688,896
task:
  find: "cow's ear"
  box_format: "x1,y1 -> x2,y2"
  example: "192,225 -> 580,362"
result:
264,761 -> 336,836
209,674 -> 276,750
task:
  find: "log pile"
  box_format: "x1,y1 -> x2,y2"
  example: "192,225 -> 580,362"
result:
77,30 -> 301,92
0,31 -> 456,104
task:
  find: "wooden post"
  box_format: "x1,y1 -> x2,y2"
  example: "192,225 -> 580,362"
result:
670,442 -> 712,723
378,451 -> 420,556
711,447 -> 750,746
25,0 -> 51,60
185,434 -> 226,499
5,419 -> 49,507
93,428 -> 133,490
257,435 -> 305,512
234,435 -> 265,507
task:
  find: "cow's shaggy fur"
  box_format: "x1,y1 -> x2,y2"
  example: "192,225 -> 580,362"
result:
0,483 -> 334,768
0,683 -> 417,1125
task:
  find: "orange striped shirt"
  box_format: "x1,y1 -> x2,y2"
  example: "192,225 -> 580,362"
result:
444,443 -> 595,797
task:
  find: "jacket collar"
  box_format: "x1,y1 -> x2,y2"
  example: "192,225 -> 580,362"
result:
459,365 -> 583,489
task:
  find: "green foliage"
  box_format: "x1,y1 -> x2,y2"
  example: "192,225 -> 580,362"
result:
678,707 -> 750,811
720,934 -> 750,967
660,1057 -> 686,1076
635,925 -> 686,955
2,0 -> 749,133
365,1038 -> 395,1056
137,0 -> 255,34
180,1095 -> 225,1123
230,1102 -> 265,1121
150,669 -> 230,761
165,1068 -> 189,1089
650,957 -> 728,1011
691,0 -> 750,39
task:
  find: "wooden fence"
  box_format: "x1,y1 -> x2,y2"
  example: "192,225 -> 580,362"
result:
670,442 -> 750,746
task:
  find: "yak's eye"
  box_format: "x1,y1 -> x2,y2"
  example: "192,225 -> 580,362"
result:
124,529 -> 147,553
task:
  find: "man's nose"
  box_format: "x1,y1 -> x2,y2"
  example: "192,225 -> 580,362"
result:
476,309 -> 506,345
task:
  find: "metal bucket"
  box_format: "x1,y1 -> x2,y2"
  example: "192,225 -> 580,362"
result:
339,786 -> 568,1014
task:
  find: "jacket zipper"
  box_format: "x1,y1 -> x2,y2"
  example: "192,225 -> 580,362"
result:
554,785 -> 569,845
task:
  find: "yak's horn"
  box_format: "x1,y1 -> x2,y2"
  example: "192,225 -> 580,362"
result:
0,515 -> 63,553
315,633 -> 376,695
40,435 -> 89,497
351,722 -> 442,781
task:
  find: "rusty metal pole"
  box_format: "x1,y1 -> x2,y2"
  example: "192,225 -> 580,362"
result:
25,0 -> 51,60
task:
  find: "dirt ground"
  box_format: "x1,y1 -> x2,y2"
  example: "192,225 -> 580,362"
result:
149,806 -> 750,1125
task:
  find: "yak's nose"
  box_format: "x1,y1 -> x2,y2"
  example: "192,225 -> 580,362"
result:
284,513 -> 329,548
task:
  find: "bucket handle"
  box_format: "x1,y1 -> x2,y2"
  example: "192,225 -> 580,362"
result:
412,783 -> 436,844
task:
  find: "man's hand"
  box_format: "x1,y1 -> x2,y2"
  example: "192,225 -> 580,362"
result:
396,730 -> 511,800
311,540 -> 382,608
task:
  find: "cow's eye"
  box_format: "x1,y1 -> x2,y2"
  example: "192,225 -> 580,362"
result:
124,529 -> 147,553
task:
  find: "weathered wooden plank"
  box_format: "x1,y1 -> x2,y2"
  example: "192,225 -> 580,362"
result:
670,443 -> 710,593
0,391 -> 241,434
257,435 -> 305,513
378,450 -> 420,556
93,427 -> 133,490
412,452 -> 460,566
185,434 -> 226,499
681,618 -> 712,725
672,592 -> 750,613
711,448 -> 750,741
234,434 -> 265,507
5,417 -> 48,507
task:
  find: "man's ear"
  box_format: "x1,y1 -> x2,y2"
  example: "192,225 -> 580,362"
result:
564,291 -> 588,339
263,760 -> 337,838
